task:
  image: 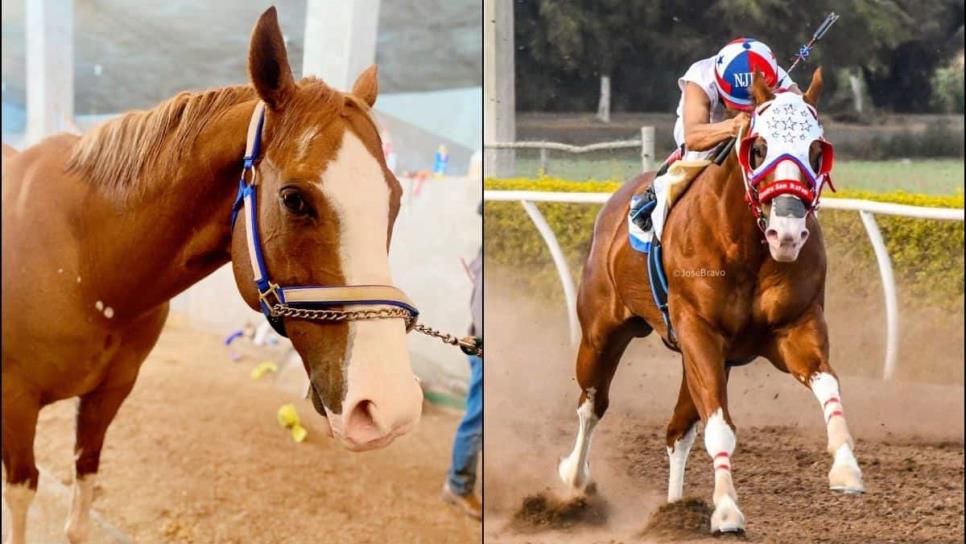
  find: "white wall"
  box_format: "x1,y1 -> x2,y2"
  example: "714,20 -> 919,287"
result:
170,176 -> 481,392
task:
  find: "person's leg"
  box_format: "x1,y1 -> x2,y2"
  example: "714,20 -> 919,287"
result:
447,355 -> 483,495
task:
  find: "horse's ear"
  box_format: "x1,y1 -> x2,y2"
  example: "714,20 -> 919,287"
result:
248,6 -> 296,110
751,71 -> 774,105
803,67 -> 823,108
352,65 -> 379,107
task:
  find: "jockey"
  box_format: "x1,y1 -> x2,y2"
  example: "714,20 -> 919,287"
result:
629,38 -> 801,238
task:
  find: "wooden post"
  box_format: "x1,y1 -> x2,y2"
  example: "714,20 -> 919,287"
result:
640,126 -> 655,172
596,75 -> 611,123
484,0 -> 516,177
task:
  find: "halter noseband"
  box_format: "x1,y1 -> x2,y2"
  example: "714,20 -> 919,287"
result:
230,102 -> 418,337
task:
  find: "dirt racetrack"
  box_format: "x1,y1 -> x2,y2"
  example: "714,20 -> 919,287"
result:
2,315 -> 479,544
483,276 -> 965,544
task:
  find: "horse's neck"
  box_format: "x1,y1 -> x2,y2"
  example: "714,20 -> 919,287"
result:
94,100 -> 258,317
704,155 -> 765,257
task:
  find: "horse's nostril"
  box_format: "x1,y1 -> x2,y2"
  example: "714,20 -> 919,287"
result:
801,230 -> 810,241
349,400 -> 378,430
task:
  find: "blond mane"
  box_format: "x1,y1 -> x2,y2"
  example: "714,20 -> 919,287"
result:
65,85 -> 257,195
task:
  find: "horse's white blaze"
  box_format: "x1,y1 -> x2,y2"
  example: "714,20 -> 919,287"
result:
765,195 -> 809,262
65,474 -> 95,543
3,481 -> 35,544
667,422 -> 698,503
704,408 -> 744,532
559,388 -> 598,492
316,131 -> 421,448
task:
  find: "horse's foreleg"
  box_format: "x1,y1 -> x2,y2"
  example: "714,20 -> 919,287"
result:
767,309 -> 863,494
2,385 -> 41,544
66,305 -> 166,544
675,313 -> 744,534
65,381 -> 137,544
665,368 -> 700,503
558,318 -> 636,495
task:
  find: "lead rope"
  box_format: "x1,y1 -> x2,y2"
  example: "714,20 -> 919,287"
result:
268,303 -> 483,357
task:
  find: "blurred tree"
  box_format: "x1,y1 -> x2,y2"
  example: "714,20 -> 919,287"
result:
513,0 -> 964,113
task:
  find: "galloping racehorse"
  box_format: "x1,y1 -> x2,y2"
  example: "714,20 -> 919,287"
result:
2,8 -> 423,543
558,69 -> 864,533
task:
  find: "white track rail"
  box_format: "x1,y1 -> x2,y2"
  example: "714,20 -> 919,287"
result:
484,189 -> 964,380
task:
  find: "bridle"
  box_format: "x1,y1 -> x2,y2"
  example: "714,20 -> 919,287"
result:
229,102 -> 418,338
735,92 -> 836,232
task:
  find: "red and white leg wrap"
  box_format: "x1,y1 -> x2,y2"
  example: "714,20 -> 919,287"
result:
809,372 -> 854,453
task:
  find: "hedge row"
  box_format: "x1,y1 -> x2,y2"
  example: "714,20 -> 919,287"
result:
484,177 -> 964,310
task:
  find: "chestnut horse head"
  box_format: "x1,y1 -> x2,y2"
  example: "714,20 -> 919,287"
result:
738,69 -> 832,261
229,8 -> 420,450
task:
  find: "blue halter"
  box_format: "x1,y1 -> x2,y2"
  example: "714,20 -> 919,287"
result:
230,102 -> 419,337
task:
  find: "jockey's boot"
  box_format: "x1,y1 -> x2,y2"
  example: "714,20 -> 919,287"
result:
629,159 -> 673,233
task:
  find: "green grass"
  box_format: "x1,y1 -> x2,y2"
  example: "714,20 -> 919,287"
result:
507,153 -> 965,196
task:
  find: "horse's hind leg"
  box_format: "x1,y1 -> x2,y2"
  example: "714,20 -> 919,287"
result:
2,383 -> 41,544
665,367 -> 700,503
766,309 -> 863,493
558,316 -> 640,494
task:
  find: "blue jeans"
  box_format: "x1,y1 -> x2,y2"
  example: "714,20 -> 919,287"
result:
447,355 -> 482,496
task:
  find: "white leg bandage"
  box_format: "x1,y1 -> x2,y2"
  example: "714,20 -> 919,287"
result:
703,409 -> 744,533
810,372 -> 864,492
703,409 -> 737,505
65,474 -> 95,543
4,481 -> 36,544
667,423 -> 698,503
559,389 -> 599,492
809,372 -> 854,453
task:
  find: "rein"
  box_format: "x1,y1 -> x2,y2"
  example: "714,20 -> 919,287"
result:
230,102 -> 482,357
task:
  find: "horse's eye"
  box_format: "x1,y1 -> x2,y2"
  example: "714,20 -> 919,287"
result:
280,189 -> 308,215
811,150 -> 823,172
750,142 -> 767,169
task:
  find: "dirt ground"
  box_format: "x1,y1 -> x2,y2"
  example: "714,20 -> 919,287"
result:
483,277 -> 965,544
4,315 -> 480,544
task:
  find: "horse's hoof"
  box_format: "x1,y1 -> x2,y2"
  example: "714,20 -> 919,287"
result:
557,455 -> 593,494
828,445 -> 865,494
709,495 -> 745,534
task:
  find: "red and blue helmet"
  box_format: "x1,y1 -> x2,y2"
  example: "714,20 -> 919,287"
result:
714,38 -> 780,111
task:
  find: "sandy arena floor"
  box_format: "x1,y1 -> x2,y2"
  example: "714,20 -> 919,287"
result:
483,281 -> 964,544
3,315 -> 480,544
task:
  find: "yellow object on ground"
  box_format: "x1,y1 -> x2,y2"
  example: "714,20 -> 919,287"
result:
250,361 -> 278,380
276,403 -> 308,443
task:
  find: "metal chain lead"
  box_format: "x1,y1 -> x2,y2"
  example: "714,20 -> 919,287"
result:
270,303 -> 482,357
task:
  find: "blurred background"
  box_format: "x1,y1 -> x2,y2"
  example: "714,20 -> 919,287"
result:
2,0 -> 483,401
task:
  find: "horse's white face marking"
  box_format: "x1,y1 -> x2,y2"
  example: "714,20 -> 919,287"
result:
95,300 -> 104,312
65,474 -> 95,542
314,130 -> 421,450
667,422 -> 698,502
3,481 -> 36,544
765,195 -> 809,262
559,387 -> 598,492
104,307 -> 114,319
